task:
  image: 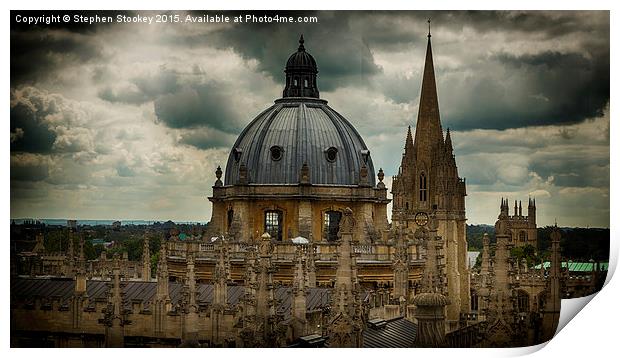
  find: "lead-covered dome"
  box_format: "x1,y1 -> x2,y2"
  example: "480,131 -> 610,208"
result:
224,98 -> 375,186
224,36 -> 375,187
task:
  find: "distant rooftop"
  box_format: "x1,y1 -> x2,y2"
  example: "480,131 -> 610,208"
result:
534,261 -> 609,272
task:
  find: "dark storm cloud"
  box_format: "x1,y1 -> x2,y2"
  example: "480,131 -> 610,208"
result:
10,103 -> 56,153
11,87 -> 94,156
11,28 -> 105,85
154,83 -> 240,133
442,48 -> 609,131
362,11 -> 608,48
177,10 -> 607,131
11,11 -> 609,132
529,150 -> 609,188
10,158 -> 50,182
426,11 -> 606,38
186,11 -> 383,92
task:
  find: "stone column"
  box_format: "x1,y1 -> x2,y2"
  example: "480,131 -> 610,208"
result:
307,240 -> 316,288
541,225 -> 562,342
326,208 -> 364,348
104,255 -> 125,348
142,234 -> 151,280
211,239 -> 229,346
154,246 -> 170,336
392,229 -> 409,303
298,201 -> 312,239
181,254 -> 199,346
291,245 -> 308,340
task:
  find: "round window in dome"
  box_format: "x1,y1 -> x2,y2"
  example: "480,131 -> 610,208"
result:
325,147 -> 338,162
270,146 -> 283,161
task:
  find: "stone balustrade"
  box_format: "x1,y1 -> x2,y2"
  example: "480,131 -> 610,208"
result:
164,239 -> 423,263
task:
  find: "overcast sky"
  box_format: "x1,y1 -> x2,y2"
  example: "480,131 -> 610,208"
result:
10,10 -> 609,227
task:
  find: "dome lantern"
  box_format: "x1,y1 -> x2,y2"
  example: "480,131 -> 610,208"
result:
283,35 -> 320,99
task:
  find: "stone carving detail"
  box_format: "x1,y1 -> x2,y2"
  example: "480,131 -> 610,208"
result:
327,208 -> 364,348
215,165 -> 223,187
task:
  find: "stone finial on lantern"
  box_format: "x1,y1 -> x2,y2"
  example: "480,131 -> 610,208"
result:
215,165 -> 223,187
377,168 -> 385,189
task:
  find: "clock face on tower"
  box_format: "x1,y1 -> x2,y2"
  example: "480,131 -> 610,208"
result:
415,212 -> 429,227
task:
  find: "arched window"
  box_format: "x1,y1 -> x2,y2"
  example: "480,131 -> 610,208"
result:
471,290 -> 479,311
323,210 -> 342,242
419,172 -> 427,202
405,202 -> 409,211
519,231 -> 527,242
227,209 -> 234,230
304,79 -> 308,87
294,78 -> 298,86
264,210 -> 283,241
517,290 -> 530,313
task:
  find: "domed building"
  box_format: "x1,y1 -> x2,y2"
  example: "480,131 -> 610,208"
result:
209,36 -> 390,243
10,30 -> 570,349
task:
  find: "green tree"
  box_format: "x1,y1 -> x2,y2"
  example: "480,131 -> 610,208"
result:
510,244 -> 538,266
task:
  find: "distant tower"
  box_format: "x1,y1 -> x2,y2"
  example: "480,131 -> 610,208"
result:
496,197 -> 537,247
528,198 -> 537,225
391,26 -> 469,320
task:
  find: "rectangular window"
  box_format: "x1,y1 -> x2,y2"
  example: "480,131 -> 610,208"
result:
323,211 -> 342,242
265,210 -> 283,241
517,293 -> 529,313
471,291 -> 479,311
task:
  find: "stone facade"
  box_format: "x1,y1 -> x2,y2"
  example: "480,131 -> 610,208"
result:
466,224 -> 562,347
209,183 -> 390,244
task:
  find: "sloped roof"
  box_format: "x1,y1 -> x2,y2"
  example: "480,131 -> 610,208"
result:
11,278 -> 332,320
363,317 -> 417,348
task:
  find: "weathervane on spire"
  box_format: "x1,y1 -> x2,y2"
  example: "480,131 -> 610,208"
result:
428,18 -> 431,38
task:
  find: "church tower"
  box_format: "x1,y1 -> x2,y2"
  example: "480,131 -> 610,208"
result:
391,24 -> 469,321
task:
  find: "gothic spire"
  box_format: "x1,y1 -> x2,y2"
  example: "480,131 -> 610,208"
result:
405,125 -> 414,154
413,27 -> 443,158
156,245 -> 169,300
444,128 -> 453,153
